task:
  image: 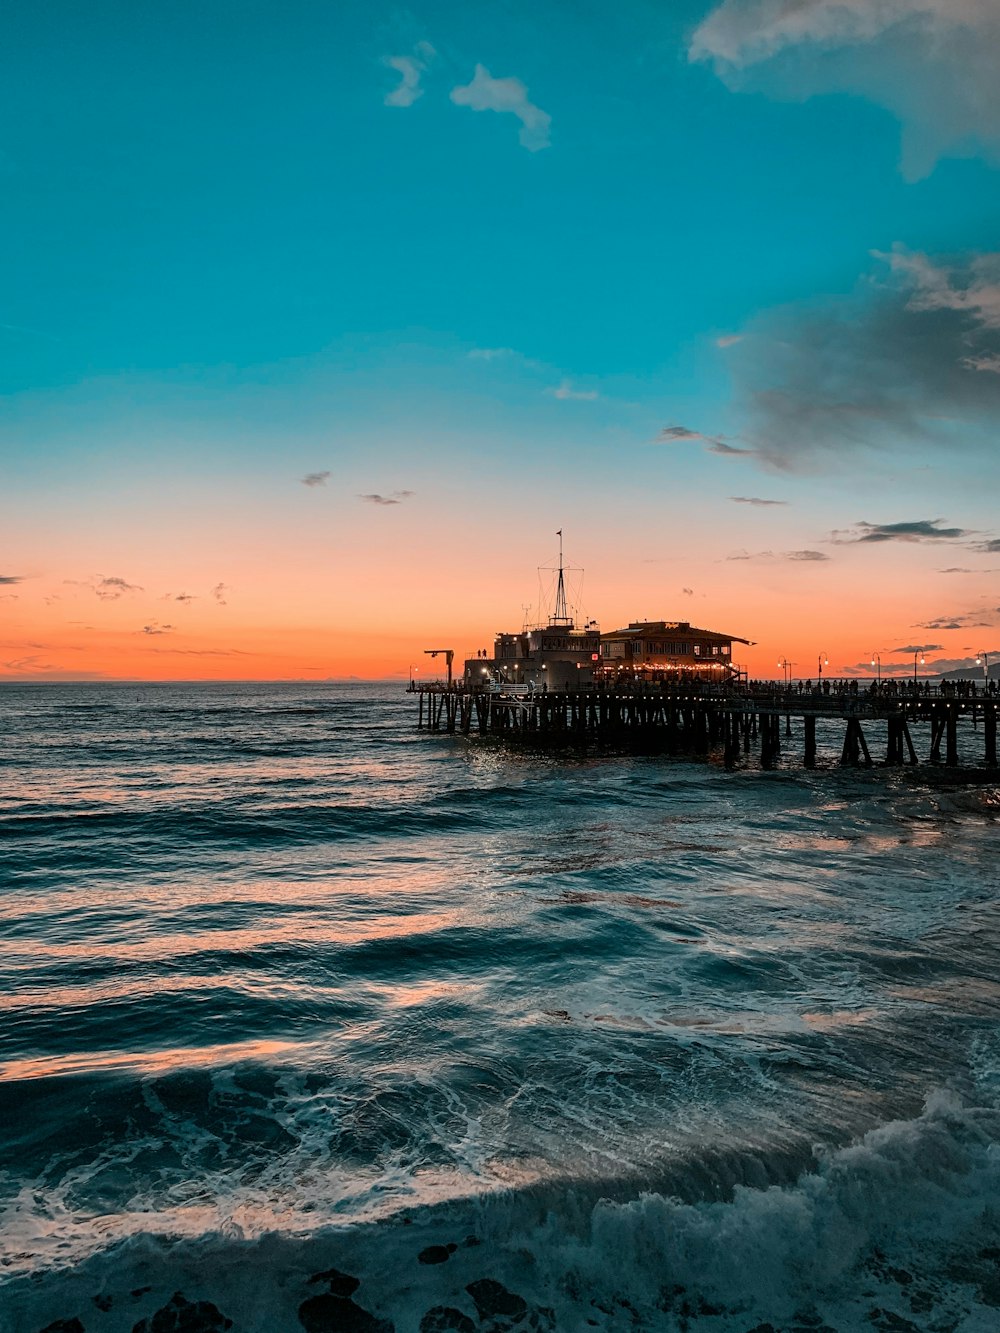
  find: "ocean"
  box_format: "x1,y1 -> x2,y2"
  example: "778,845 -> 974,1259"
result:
1,682 -> 999,1333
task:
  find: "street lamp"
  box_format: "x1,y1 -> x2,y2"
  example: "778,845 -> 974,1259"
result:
976,650 -> 991,683
777,657 -> 792,687
913,650 -> 925,684
870,651 -> 881,684
818,652 -> 829,679
408,665 -> 418,687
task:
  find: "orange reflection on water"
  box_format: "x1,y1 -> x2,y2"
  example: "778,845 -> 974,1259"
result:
0,1036 -> 307,1084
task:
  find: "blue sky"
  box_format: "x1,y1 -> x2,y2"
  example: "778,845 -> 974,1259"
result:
2,0 -> 1000,678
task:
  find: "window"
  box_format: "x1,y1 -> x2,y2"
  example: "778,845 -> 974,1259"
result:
712,645 -> 719,656
722,645 -> 730,657
693,644 -> 701,656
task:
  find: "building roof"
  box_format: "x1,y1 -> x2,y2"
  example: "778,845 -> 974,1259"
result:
602,621 -> 750,645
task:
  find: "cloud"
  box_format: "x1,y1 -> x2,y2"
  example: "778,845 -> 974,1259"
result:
656,424 -> 753,456
141,622 -> 174,635
730,495 -> 788,506
359,490 -> 415,506
929,652 -> 1000,675
301,471 -> 331,488
0,575 -> 22,585
716,334 -> 744,348
174,592 -> 196,604
383,42 -> 435,109
94,576 -> 142,601
450,65 -> 552,152
682,587 -> 694,596
726,548 -> 830,562
833,519 -> 969,544
915,608 -> 1000,629
889,643 -> 943,654
720,247 -> 1000,469
690,0 -> 1000,179
550,380 -> 599,401
211,582 -> 230,605
971,539 -> 1000,553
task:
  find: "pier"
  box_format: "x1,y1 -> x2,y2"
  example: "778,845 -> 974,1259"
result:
413,683 -> 999,771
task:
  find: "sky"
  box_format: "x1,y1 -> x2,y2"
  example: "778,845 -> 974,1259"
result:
2,0 -> 1000,681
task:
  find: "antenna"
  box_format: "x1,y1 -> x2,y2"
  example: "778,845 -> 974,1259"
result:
522,603 -> 532,633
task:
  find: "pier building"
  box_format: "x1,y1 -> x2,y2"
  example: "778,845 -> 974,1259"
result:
599,621 -> 747,681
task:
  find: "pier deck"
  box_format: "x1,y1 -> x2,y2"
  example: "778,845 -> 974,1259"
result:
413,684 -> 999,770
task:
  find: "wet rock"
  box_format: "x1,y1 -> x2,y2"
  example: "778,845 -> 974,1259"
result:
92,1294 -> 113,1312
131,1290 -> 153,1301
307,1269 -> 361,1298
297,1294 -> 393,1333
40,1321 -> 86,1333
465,1280 -> 528,1323
419,1308 -> 476,1333
131,1291 -> 233,1333
418,1245 -> 457,1266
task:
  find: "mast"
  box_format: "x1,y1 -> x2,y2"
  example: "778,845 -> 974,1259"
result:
551,528 -> 571,626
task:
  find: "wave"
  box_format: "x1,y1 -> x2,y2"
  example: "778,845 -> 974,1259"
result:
3,1088 -> 1000,1333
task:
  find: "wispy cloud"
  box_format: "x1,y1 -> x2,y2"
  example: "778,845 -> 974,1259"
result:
359,490 -> 415,506
94,576 -> 142,601
889,643 -> 942,655
141,622 -> 174,636
550,380 -> 599,402
690,0 -> 1000,179
682,587 -> 694,596
915,608 -> 1000,629
971,539 -> 1000,553
726,548 -> 830,562
656,424 -> 753,456
450,65 -> 551,152
211,583 -> 230,606
716,334 -> 743,349
730,495 -> 787,507
0,575 -> 23,585
832,519 -> 970,544
383,42 -> 435,109
301,471 -> 331,488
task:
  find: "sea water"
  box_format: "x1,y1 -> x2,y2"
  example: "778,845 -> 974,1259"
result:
1,682 -> 998,1333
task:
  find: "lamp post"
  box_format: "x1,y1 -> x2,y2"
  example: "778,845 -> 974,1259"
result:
870,651 -> 881,684
913,650 -> 925,684
817,652 -> 829,680
777,658 -> 792,688
976,650 -> 991,684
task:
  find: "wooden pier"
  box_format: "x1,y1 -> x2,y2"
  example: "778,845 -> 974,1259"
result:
413,684 -> 999,770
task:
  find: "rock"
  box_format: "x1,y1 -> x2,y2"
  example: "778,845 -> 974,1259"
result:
419,1309 -> 476,1333
131,1291 -> 233,1333
418,1245 -> 457,1266
131,1290 -> 153,1301
40,1321 -> 86,1333
92,1294 -> 114,1312
465,1280 -> 528,1323
307,1269 -> 362,1298
297,1294 -> 393,1333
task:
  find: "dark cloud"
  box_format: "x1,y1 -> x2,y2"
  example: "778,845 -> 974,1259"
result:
938,567 -> 975,574
301,471 -> 331,488
141,623 -> 174,635
971,539 -> 1000,553
0,575 -> 22,585
682,587 -> 694,596
211,583 -> 229,605
915,608 -> 1000,630
730,496 -> 787,506
833,519 -> 969,545
889,644 -> 943,655
95,576 -> 142,601
718,247 -> 1000,470
359,490 -> 415,506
